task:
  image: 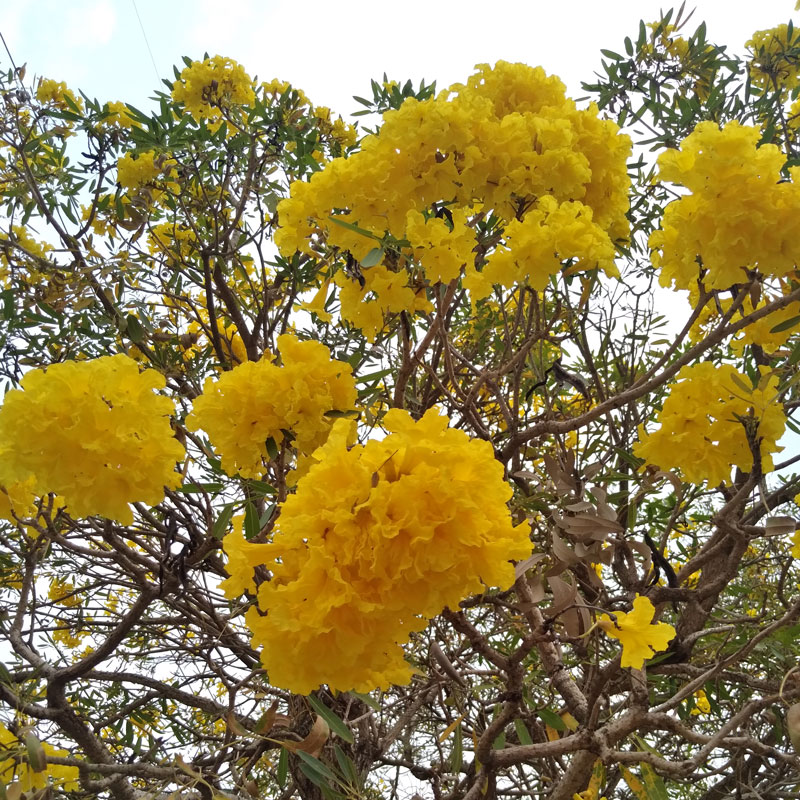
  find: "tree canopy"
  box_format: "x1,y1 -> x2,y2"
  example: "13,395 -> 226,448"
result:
1,6 -> 800,800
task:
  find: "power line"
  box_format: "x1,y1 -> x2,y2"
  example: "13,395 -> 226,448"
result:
131,0 -> 160,83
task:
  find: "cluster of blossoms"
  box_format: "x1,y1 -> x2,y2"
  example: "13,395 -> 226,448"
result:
187,334 -> 357,477
687,284 -> 800,356
633,362 -> 786,486
746,24 -> 800,94
0,356 -> 183,524
0,724 -> 80,793
35,77 -> 83,111
651,121 -> 800,291
102,100 -> 139,129
276,61 -> 631,336
116,150 -> 177,193
220,409 -> 532,693
171,56 -> 255,126
0,224 -> 52,287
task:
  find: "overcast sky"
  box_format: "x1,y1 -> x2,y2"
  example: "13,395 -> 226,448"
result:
2,0 -> 797,119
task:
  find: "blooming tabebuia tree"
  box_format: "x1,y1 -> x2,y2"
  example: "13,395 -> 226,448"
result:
1,8 -> 800,800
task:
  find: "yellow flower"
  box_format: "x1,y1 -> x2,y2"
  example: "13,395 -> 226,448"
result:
746,24 -> 800,94
651,121 -> 800,290
172,56 -> 255,123
229,408 -> 532,694
633,363 -> 786,486
598,595 -> 675,669
36,78 -> 83,112
0,724 -> 80,792
690,689 -> 711,716
48,578 -> 80,607
0,355 -> 184,524
103,100 -> 138,129
276,60 -> 630,315
187,333 -> 357,477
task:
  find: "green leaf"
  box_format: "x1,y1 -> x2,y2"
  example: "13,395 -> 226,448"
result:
333,744 -> 360,787
125,314 -> 145,344
326,215 -> 379,240
0,289 -> 14,320
295,750 -> 338,784
450,721 -> 463,772
265,437 -> 279,461
277,746 -> 288,786
348,690 -> 380,711
212,504 -> 235,540
360,247 -> 383,268
245,479 -> 277,497
514,719 -> 533,746
243,501 -> 260,540
177,482 -> 224,494
307,695 -> 355,744
769,314 -> 800,334
24,733 -> 47,773
537,708 -> 566,731
639,762 -> 668,800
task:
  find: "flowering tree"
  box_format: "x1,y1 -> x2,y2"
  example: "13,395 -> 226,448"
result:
2,8 -> 800,800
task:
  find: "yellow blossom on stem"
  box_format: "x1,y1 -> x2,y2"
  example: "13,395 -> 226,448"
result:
171,56 -> 255,125
227,408 -> 532,694
187,333 -> 357,477
598,595 -> 675,669
0,355 -> 184,524
0,724 -> 80,792
633,362 -> 786,486
35,78 -> 83,111
651,121 -> 800,290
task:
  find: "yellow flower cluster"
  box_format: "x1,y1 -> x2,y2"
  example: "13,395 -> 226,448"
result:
35,77 -> 83,111
116,150 -> 177,195
0,356 -> 183,524
0,225 -> 53,286
222,409 -> 531,693
641,21 -> 690,61
103,100 -> 138,129
333,265 -> 433,341
746,24 -> 800,94
651,121 -> 800,290
276,61 -> 630,331
0,724 -> 80,792
633,362 -> 786,486
465,196 -> 618,298
171,56 -> 255,124
687,285 -> 800,356
187,334 -> 357,477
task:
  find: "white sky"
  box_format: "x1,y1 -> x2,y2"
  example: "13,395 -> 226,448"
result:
2,0 -> 797,119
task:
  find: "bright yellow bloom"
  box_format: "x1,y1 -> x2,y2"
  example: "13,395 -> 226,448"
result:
103,101 -> 138,129
651,121 -> 800,290
633,362 -> 786,486
35,78 -> 83,112
690,689 -> 711,715
746,24 -> 800,94
467,196 -> 618,299
598,596 -> 675,669
116,151 -> 178,204
0,724 -> 80,792
172,56 -> 255,124
228,408 -> 531,694
48,578 -> 81,607
0,355 -> 184,524
276,61 -> 630,329
187,333 -> 357,477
